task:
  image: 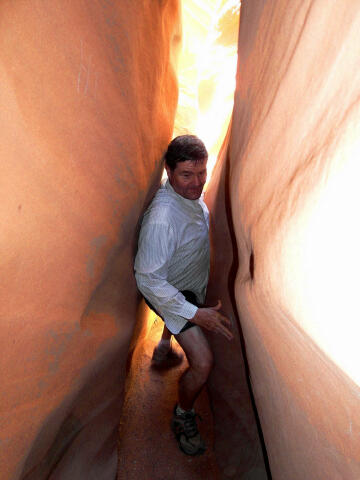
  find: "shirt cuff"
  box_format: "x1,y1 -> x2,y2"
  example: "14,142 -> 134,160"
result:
179,300 -> 198,320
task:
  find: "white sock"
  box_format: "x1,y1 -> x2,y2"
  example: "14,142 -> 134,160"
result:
176,404 -> 194,415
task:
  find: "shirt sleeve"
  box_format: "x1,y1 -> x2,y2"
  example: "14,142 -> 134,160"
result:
134,221 -> 198,321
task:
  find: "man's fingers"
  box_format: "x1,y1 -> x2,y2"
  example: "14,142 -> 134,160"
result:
219,314 -> 231,328
212,310 -> 231,328
217,324 -> 233,340
213,316 -> 233,340
206,319 -> 232,340
209,300 -> 222,311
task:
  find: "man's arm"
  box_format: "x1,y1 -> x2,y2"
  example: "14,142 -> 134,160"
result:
135,220 -> 233,340
134,221 -> 197,322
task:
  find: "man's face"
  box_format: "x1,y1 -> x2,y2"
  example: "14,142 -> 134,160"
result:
166,159 -> 207,200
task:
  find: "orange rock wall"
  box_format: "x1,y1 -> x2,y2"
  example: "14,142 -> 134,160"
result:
3,1 -> 360,479
205,133 -> 268,479
215,0 -> 360,478
0,2 -> 180,478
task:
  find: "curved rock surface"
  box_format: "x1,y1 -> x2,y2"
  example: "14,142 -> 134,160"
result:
220,0 -> 360,478
2,1 -> 360,479
205,133 -> 268,479
0,2 -> 180,478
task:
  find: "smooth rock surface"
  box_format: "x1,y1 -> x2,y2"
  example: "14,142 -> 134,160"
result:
222,0 -> 360,478
205,133 -> 268,479
3,1 -> 360,479
0,2 -> 180,478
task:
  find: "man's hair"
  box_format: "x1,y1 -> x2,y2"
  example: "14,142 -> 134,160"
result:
164,135 -> 208,170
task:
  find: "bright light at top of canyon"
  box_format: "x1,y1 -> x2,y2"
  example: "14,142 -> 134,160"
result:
172,0 -> 240,182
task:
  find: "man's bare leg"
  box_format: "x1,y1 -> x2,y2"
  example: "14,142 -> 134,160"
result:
171,325 -> 213,455
159,324 -> 172,343
175,326 -> 213,410
151,325 -> 183,368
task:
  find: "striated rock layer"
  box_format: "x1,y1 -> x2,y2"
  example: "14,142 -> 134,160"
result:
0,2 -> 180,479
214,0 -> 360,478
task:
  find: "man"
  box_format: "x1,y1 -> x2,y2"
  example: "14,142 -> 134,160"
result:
134,135 -> 233,456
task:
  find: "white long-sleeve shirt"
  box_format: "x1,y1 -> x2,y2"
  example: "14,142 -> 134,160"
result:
134,179 -> 210,334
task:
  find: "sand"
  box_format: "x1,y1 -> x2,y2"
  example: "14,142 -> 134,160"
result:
118,315 -> 220,479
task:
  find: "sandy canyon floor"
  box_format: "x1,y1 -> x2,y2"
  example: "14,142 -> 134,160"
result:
118,314 -> 220,479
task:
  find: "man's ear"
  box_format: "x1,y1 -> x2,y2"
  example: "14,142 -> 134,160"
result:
165,164 -> 171,178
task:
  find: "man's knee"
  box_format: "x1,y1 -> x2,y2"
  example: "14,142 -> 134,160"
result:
192,349 -> 213,382
176,326 -> 214,380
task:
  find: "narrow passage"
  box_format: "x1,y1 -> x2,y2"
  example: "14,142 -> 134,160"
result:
118,310 -> 220,479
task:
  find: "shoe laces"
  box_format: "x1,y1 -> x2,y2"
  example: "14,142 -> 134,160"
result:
183,411 -> 202,438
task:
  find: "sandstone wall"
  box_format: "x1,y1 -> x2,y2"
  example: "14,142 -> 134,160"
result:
0,2 -> 180,478
218,0 -> 360,478
3,1 -> 360,479
205,131 -> 268,479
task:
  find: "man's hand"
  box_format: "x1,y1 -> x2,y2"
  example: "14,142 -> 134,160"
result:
191,300 -> 233,340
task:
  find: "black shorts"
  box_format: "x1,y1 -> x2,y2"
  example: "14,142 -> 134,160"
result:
144,290 -> 198,333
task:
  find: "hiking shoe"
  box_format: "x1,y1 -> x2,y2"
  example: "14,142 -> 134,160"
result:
151,345 -> 183,369
171,405 -> 206,455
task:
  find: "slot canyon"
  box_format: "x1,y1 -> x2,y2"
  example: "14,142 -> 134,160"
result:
1,1 -> 360,479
